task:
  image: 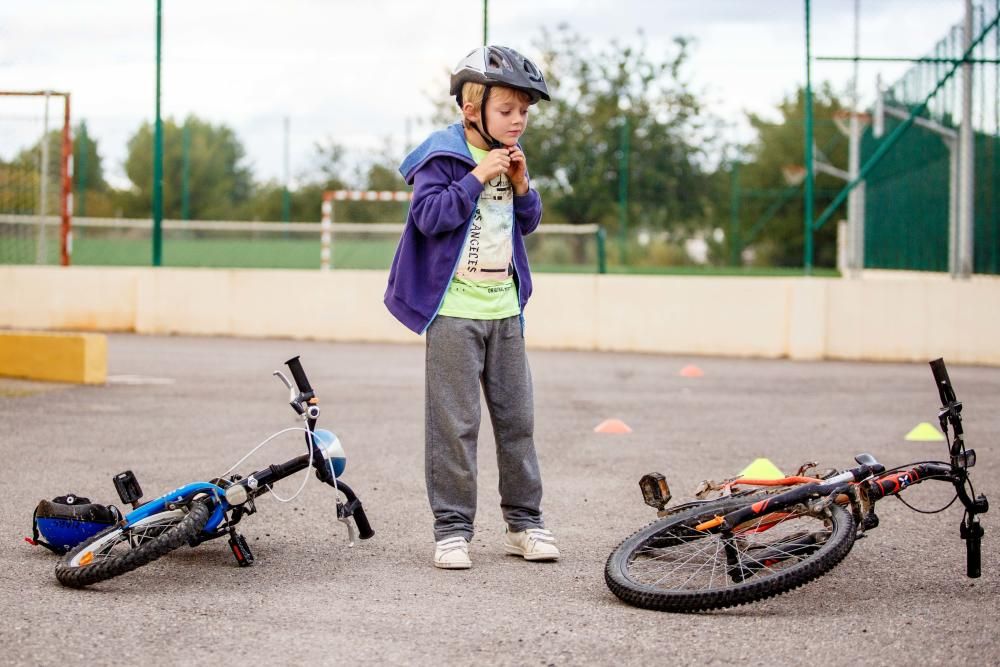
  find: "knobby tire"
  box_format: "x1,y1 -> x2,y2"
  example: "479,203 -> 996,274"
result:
55,500 -> 213,588
605,495 -> 856,612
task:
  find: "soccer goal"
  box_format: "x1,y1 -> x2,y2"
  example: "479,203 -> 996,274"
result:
320,189 -> 604,273
0,90 -> 73,266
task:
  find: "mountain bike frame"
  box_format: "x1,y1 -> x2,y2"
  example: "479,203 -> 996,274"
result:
110,356 -> 373,564
683,358 -> 988,578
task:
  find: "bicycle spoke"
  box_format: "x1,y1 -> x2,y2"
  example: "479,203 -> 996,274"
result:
68,509 -> 188,567
624,510 -> 834,591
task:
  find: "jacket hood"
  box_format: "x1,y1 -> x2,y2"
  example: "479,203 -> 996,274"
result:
399,123 -> 476,185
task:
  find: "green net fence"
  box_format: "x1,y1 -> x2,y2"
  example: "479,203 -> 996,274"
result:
862,1 -> 1000,273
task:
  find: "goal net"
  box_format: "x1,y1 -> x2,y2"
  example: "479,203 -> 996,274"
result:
0,91 -> 72,266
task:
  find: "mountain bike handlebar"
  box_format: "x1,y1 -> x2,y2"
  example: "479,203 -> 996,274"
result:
285,355 -> 314,396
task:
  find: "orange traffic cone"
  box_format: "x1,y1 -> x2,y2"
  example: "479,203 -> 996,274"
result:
594,418 -> 633,434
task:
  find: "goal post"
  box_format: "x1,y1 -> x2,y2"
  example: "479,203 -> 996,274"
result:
320,189 -> 605,273
0,90 -> 73,266
321,189 -> 412,270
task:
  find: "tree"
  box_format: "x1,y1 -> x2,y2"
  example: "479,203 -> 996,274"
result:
520,26 -> 719,234
73,122 -> 109,193
730,84 -> 848,268
423,28 -> 721,267
6,126 -> 113,216
121,115 -> 253,219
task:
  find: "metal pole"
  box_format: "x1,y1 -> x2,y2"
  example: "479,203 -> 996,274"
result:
958,0 -> 975,278
152,0 -> 164,266
847,0 -> 862,276
282,116 -> 291,224
729,161 -> 741,266
76,120 -> 88,217
596,227 -> 607,274
483,0 -> 488,44
618,115 -> 630,265
320,192 -> 333,271
804,0 -> 815,274
181,120 -> 190,220
60,94 -> 72,266
37,91 -> 50,264
949,136 -> 960,277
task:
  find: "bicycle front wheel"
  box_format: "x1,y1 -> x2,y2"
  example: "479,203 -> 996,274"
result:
605,496 -> 856,612
55,500 -> 212,588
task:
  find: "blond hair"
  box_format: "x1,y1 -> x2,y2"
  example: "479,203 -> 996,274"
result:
460,82 -> 531,127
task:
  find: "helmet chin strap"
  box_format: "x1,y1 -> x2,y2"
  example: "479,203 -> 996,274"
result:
470,85 -> 504,150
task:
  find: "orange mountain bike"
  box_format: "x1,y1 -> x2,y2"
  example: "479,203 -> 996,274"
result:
605,358 -> 988,612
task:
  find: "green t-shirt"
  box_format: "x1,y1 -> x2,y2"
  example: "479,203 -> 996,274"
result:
437,142 -> 520,320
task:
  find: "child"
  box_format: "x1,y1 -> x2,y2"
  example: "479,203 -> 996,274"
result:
384,46 -> 559,569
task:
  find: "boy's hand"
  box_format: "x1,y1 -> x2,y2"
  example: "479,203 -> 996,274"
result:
471,149 -> 511,185
507,147 -> 529,195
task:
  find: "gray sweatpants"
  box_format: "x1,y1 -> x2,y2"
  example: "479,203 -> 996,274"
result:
425,315 -> 544,542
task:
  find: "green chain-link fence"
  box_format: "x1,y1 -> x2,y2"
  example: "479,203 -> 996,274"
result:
863,1 -> 999,273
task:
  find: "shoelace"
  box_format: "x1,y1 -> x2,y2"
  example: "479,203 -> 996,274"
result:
523,528 -> 556,548
436,536 -> 468,557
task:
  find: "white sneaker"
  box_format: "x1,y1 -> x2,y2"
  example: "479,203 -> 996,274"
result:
434,536 -> 472,569
504,527 -> 560,561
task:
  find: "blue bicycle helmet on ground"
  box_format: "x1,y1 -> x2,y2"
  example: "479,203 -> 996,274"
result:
29,494 -> 122,554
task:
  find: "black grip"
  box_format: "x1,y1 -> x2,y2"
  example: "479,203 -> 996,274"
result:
285,356 -> 313,394
963,517 -> 984,578
929,358 -> 956,406
353,506 -> 375,540
967,533 -> 982,578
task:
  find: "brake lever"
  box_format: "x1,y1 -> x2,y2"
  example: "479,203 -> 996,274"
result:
336,501 -> 357,547
274,370 -> 314,417
273,370 -> 296,400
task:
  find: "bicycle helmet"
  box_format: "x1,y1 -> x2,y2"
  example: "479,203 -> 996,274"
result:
28,494 -> 122,554
450,46 -> 550,106
450,46 -> 549,149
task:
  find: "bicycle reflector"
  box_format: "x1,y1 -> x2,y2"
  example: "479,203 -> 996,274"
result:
639,473 -> 671,510
957,449 -> 976,469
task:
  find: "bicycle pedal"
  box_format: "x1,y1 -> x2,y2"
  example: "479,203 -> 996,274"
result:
113,470 -> 143,508
228,532 -> 255,567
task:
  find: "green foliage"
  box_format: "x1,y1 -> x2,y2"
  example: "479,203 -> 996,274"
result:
73,122 -> 108,192
0,125 -> 115,216
730,84 -> 847,267
121,115 -> 253,219
518,26 -> 720,234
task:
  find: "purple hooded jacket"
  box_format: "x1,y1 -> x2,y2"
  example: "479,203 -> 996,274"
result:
384,123 -> 542,334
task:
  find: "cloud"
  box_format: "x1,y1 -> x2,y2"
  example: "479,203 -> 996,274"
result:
0,0 -> 972,186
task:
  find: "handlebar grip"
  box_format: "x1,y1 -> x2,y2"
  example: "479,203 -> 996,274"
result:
285,356 -> 313,394
353,506 -> 375,540
963,517 -> 984,578
929,358 -> 957,406
967,533 -> 982,578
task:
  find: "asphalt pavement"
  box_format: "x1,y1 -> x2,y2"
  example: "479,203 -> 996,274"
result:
2,334 -> 998,666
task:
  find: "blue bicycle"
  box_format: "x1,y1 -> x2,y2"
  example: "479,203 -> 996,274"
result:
55,356 -> 374,588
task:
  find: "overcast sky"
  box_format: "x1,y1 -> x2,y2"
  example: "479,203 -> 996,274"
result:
0,0 -> 970,189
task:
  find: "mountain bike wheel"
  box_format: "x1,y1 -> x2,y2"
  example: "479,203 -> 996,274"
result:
55,499 -> 212,588
605,496 -> 856,612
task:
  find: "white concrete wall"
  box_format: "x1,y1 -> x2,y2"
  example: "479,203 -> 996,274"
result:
2,265 -> 998,365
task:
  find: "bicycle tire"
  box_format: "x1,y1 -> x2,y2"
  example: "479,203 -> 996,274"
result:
55,499 -> 213,588
605,495 -> 856,612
